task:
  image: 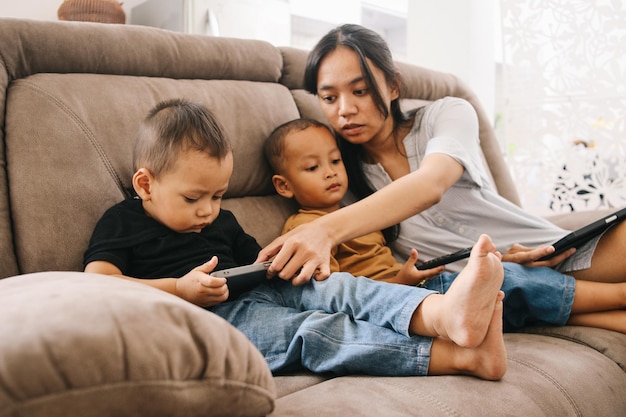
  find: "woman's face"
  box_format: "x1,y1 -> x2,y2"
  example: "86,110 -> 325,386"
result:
316,46 -> 399,146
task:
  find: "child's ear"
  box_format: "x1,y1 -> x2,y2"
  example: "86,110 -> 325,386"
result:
132,168 -> 154,201
272,174 -> 294,199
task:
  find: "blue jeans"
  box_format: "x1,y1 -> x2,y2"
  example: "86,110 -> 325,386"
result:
210,272 -> 436,376
211,263 -> 575,376
426,262 -> 576,331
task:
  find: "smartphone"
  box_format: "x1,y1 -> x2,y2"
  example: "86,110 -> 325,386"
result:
416,247 -> 472,270
210,261 -> 272,293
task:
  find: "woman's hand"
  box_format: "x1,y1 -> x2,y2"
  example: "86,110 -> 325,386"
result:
257,222 -> 334,286
502,243 -> 576,267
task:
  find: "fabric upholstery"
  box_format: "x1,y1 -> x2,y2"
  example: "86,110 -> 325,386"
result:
272,332 -> 626,416
5,74 -> 298,273
0,272 -> 275,417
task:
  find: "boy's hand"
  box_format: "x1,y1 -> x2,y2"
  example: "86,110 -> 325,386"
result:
176,256 -> 229,307
395,248 -> 444,286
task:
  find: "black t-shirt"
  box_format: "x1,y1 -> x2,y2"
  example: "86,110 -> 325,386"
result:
84,198 -> 261,282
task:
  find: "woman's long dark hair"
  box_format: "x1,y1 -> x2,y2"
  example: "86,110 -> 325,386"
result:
304,24 -> 415,243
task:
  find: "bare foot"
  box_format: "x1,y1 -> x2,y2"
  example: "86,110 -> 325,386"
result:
461,292 -> 507,380
428,292 -> 507,380
435,234 -> 504,347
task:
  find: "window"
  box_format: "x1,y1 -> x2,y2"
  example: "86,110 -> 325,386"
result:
499,0 -> 626,214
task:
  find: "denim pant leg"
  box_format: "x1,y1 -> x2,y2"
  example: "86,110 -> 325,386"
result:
275,272 -> 436,337
209,278 -> 435,376
426,263 -> 575,331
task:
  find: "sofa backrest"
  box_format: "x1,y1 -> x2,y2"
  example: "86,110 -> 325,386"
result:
0,18 -> 519,278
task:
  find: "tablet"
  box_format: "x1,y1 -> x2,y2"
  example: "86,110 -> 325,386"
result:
210,261 -> 272,294
537,206 -> 626,261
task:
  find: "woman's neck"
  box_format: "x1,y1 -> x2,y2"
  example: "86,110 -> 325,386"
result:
361,122 -> 412,180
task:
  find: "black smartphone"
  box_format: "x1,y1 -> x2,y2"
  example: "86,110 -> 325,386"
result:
416,247 -> 472,270
210,261 -> 272,293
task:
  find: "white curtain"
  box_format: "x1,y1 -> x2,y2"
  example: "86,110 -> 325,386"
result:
499,0 -> 626,215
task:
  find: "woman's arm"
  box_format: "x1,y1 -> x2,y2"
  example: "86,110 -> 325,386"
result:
258,153 -> 464,284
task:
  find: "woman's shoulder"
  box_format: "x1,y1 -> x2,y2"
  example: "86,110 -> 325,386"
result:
403,97 -> 470,115
421,97 -> 477,124
427,96 -> 473,112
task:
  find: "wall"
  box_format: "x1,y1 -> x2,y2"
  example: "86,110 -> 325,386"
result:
407,0 -> 497,125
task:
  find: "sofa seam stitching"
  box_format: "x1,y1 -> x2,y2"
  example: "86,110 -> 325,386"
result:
509,357 -> 582,416
11,79 -> 126,195
357,377 -> 460,417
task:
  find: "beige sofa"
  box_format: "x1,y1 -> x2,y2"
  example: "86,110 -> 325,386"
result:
1,18 -> 625,417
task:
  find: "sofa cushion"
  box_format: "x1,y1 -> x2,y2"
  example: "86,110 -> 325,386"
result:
2,20 -> 282,83
271,333 -> 626,416
0,272 -> 275,417
522,325 -> 626,372
5,73 -> 299,274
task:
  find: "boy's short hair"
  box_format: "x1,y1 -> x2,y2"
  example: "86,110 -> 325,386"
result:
133,98 -> 232,177
264,118 -> 332,174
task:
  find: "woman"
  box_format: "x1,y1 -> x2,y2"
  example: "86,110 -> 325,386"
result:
258,24 -> 625,286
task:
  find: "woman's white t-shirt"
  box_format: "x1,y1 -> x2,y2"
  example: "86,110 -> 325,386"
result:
361,97 -> 579,272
